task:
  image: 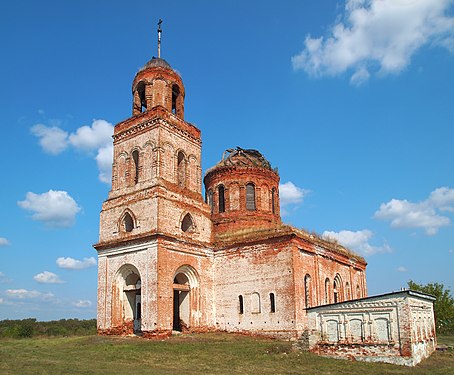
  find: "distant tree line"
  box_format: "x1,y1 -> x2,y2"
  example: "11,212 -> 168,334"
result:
0,318 -> 96,338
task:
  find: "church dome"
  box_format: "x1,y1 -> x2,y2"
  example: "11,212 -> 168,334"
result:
208,147 -> 273,172
204,147 -> 281,238
138,57 -> 175,73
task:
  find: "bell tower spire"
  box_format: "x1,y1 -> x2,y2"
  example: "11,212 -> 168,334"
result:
157,19 -> 162,58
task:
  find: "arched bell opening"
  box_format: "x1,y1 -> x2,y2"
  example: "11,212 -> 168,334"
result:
172,265 -> 200,332
115,264 -> 142,333
137,82 -> 147,113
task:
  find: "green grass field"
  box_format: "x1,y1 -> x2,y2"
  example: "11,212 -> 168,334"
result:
0,333 -> 452,374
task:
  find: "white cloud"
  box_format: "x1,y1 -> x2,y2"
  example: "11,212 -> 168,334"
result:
396,266 -> 408,272
96,144 -> 113,184
350,66 -> 370,86
374,187 -> 454,235
0,237 -> 9,246
18,190 -> 81,228
279,181 -> 309,206
68,119 -> 113,151
428,186 -> 454,212
6,289 -> 54,301
56,256 -> 97,270
322,229 -> 391,256
31,124 -> 69,155
292,0 -> 454,84
72,300 -> 92,308
33,271 -> 64,284
32,119 -> 114,184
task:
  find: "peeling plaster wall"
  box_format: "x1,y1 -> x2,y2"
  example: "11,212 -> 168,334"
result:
305,291 -> 436,366
213,241 -> 297,338
97,240 -> 158,332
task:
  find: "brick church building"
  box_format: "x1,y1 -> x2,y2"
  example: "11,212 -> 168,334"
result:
94,34 -> 436,365
94,50 -> 367,337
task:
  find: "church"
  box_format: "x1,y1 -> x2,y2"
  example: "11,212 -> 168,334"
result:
94,27 -> 436,366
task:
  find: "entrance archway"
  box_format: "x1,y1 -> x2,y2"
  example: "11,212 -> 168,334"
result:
172,265 -> 199,332
115,264 -> 142,333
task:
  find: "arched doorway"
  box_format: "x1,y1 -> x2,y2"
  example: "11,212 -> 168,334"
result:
172,265 -> 199,332
115,264 -> 142,333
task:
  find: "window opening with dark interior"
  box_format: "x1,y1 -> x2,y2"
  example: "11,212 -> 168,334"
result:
181,213 -> 194,232
246,183 -> 256,211
137,82 -> 146,113
172,85 -> 180,115
208,190 -> 214,213
270,293 -> 276,313
124,212 -> 134,232
271,188 -> 276,214
238,295 -> 244,314
132,150 -> 139,184
218,185 -> 225,213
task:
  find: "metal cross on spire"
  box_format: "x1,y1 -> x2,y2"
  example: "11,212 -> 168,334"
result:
157,19 -> 163,58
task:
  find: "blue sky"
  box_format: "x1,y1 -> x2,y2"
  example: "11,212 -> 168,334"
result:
1,0 -> 453,321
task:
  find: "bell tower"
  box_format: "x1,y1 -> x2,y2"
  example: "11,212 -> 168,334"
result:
95,21 -> 213,335
95,24 -> 212,247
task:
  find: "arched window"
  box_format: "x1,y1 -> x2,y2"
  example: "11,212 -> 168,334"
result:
269,293 -> 276,313
181,213 -> 194,232
304,274 -> 312,308
238,295 -> 244,314
333,274 -> 342,303
207,189 -> 214,213
271,187 -> 276,214
132,150 -> 139,184
172,85 -> 180,115
177,151 -> 186,188
246,183 -> 256,211
356,285 -> 361,299
251,292 -> 261,313
137,82 -> 146,113
123,212 -> 134,232
218,185 -> 225,213
325,278 -> 331,304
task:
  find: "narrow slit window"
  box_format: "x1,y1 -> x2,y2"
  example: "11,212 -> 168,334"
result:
172,85 -> 180,115
246,183 -> 256,211
138,82 -> 146,113
218,185 -> 225,213
177,151 -> 186,188
132,150 -> 139,184
271,187 -> 276,214
304,274 -> 312,308
238,295 -> 244,314
208,189 -> 214,213
270,293 -> 276,313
